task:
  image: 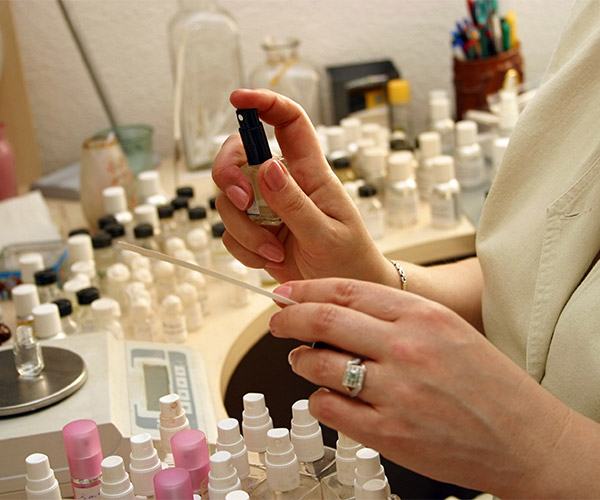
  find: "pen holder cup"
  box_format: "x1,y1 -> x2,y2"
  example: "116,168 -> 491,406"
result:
453,44 -> 523,120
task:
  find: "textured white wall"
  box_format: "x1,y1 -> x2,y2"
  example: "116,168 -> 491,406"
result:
12,0 -> 576,174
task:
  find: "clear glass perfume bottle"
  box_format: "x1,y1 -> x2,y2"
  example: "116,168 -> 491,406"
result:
168,0 -> 243,170
13,323 -> 44,378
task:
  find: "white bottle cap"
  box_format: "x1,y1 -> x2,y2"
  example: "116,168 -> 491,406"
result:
103,186 -> 128,215
216,418 -> 250,479
100,455 -> 134,498
19,253 -> 44,284
25,453 -> 61,500
290,399 -> 325,463
12,284 -> 40,319
430,96 -> 451,122
70,259 -> 96,281
362,147 -> 387,176
358,478 -> 390,500
208,450 -> 242,499
158,393 -> 190,453
241,393 -> 273,453
432,155 -> 456,184
62,276 -> 91,305
360,123 -> 381,144
137,170 -> 162,199
265,428 -> 300,492
387,151 -> 415,182
154,260 -> 176,279
161,294 -> 183,315
455,119 -> 478,148
32,303 -> 63,339
174,249 -> 196,264
325,126 -> 346,153
164,237 -> 186,256
67,233 -> 94,265
354,448 -> 385,484
187,228 -> 209,250
340,116 -> 362,144
107,262 -> 131,284
336,432 -> 363,486
130,297 -> 152,320
175,282 -> 198,307
225,491 -> 250,500
134,203 -> 159,229
418,131 -> 441,159
428,89 -> 448,102
129,433 -> 163,497
91,297 -> 120,322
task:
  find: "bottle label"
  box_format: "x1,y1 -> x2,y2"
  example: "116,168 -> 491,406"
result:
456,155 -> 485,187
386,191 -> 419,226
431,193 -> 460,227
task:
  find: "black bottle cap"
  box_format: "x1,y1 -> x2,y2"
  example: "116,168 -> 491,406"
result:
97,214 -> 117,230
103,223 -> 125,238
92,231 -> 112,249
52,298 -> 73,317
171,196 -> 189,211
68,227 -> 90,237
358,184 -> 378,197
157,204 -> 174,219
34,268 -> 58,286
134,223 -> 154,239
211,222 -> 226,238
176,186 -> 194,199
236,108 -> 272,165
332,157 -> 351,169
188,206 -> 207,220
76,287 -> 100,305
209,196 -> 218,210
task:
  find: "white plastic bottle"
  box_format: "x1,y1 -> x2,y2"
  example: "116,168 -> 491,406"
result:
227,260 -> 251,308
430,155 -> 461,229
181,269 -> 209,317
353,448 -> 391,500
361,147 -> 388,198
105,263 -> 131,316
290,399 -> 336,480
130,298 -> 161,342
158,393 -> 190,466
12,283 -> 40,326
103,186 -> 134,239
385,150 -> 419,228
454,119 -> 486,189
416,130 -> 442,200
207,451 -> 242,500
19,252 -> 44,285
137,170 -> 168,207
161,294 -> 188,343
241,393 -> 274,467
175,282 -> 204,333
187,225 -> 211,269
321,432 -> 364,500
154,261 -> 178,303
24,453 -> 61,500
357,184 -> 384,240
100,456 -> 135,500
251,428 -> 320,500
429,95 -> 455,155
129,432 -> 165,498
32,302 -> 66,341
91,298 -> 124,340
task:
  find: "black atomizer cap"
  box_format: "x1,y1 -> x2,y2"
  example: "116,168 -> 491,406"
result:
236,108 -> 272,165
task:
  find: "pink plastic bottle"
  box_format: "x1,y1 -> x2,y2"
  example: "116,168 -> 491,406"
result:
62,419 -> 103,499
153,467 -> 194,500
171,429 -> 210,498
0,123 -> 18,201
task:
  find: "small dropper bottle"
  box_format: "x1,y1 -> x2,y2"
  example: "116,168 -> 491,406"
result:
236,108 -> 283,226
290,399 -> 336,480
100,455 -> 135,500
208,451 -> 242,500
385,150 -> 419,228
251,428 -> 320,500
13,322 -> 44,377
430,155 -> 461,229
24,453 -> 61,500
216,417 -> 266,494
34,269 -> 62,304
158,393 -> 190,466
353,448 -> 391,500
454,119 -> 486,189
416,130 -> 442,201
357,184 -> 384,241
75,286 -> 101,333
241,393 -> 274,467
321,432 -> 363,500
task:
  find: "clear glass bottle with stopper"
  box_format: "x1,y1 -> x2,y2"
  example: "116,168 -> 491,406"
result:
13,323 -> 44,377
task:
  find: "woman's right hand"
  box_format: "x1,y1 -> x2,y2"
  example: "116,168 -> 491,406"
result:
212,88 -> 394,285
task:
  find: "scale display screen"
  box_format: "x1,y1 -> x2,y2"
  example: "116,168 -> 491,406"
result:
143,364 -> 170,412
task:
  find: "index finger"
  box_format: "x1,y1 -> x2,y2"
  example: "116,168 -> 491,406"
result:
230,89 -> 333,196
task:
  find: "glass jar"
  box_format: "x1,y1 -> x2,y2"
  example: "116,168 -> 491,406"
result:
250,37 -> 322,127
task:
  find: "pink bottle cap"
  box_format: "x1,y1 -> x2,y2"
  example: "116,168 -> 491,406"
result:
153,467 -> 194,500
62,419 -> 103,480
171,429 -> 210,492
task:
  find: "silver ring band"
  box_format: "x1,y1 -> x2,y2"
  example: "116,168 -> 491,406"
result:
341,357 -> 366,398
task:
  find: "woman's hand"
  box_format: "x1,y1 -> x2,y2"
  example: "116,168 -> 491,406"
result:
212,88 -> 393,285
268,278 -> 592,498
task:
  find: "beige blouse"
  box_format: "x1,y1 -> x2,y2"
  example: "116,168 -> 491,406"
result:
477,0 -> 600,421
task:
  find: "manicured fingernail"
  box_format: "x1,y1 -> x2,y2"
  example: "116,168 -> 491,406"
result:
288,348 -> 298,366
273,284 -> 293,299
264,159 -> 288,192
225,185 -> 249,210
258,243 -> 284,263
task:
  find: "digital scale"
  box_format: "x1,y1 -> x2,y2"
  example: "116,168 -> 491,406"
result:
0,332 -> 217,498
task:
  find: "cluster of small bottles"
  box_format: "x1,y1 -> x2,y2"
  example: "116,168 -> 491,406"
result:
23,392 -> 400,500
8,172 -> 264,376
318,83 -> 515,239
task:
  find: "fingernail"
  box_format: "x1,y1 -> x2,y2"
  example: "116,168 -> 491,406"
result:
258,243 -> 284,263
269,312 -> 279,333
273,284 -> 293,299
225,185 -> 250,211
264,159 -> 288,192
288,347 -> 298,366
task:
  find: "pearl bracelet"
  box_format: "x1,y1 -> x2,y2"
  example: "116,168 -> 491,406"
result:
389,260 -> 407,291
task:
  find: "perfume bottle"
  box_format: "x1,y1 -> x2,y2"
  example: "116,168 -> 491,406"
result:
321,432 -> 364,500
241,393 -> 274,468
207,451 -> 242,500
99,455 -> 135,500
236,108 -> 285,226
24,453 -> 61,500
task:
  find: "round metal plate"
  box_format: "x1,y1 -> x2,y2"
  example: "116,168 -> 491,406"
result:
0,346 -> 87,416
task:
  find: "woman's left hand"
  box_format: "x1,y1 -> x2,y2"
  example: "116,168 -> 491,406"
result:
269,278 -> 575,497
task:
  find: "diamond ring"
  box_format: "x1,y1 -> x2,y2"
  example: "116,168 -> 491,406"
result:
341,357 -> 366,398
